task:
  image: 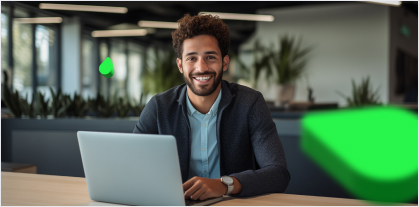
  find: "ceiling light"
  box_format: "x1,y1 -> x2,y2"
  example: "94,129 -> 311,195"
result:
14,17 -> 63,24
199,12 -> 274,22
39,3 -> 128,13
362,1 -> 401,6
108,23 -> 156,34
138,21 -> 178,29
91,29 -> 147,37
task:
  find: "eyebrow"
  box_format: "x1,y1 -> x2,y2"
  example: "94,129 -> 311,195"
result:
184,51 -> 218,57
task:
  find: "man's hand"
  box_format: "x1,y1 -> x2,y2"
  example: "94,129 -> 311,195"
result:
183,176 -> 227,200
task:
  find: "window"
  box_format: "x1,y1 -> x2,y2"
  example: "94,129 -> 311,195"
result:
99,40 -> 109,97
98,39 -> 145,101
127,42 -> 143,103
3,3 -> 149,104
36,24 -> 58,98
82,35 -> 97,99
1,5 -> 9,85
109,39 -> 127,98
12,7 -> 32,98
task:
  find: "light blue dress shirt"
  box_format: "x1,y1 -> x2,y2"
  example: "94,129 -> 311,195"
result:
186,89 -> 222,180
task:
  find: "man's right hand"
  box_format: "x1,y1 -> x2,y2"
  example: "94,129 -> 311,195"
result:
183,176 -> 227,200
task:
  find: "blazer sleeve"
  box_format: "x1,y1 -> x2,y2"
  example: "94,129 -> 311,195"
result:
133,96 -> 159,134
229,92 -> 291,197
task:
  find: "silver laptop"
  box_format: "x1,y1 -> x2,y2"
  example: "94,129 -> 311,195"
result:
77,131 -> 223,206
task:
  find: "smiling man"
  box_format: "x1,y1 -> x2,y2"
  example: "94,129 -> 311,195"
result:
133,14 -> 290,200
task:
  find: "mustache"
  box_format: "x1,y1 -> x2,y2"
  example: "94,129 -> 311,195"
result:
188,72 -> 216,78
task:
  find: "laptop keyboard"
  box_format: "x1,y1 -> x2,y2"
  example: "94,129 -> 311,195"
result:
184,196 -> 224,206
185,199 -> 202,206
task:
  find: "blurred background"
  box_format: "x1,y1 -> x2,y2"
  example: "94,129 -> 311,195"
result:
1,1 -> 417,203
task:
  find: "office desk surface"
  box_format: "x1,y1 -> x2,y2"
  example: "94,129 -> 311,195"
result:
1,172 -> 412,206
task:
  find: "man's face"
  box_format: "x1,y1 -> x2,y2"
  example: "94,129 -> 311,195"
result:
176,35 -> 229,96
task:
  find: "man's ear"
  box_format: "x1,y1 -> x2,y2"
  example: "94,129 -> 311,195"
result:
223,55 -> 229,72
176,58 -> 183,73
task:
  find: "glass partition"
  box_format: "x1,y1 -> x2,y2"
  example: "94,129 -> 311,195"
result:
127,42 -> 143,103
99,40 -> 109,98
82,35 -> 97,99
1,5 -> 9,85
109,38 -> 127,98
36,24 -> 58,99
12,7 -> 32,98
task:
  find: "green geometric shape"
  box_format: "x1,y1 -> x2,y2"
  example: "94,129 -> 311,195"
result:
99,57 -> 114,78
301,106 -> 418,203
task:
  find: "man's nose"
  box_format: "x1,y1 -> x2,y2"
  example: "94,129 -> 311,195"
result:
195,57 -> 209,71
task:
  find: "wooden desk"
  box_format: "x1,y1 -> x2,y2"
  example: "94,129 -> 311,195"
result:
1,172 -> 412,206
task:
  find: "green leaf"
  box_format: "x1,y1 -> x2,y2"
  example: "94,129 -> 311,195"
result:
142,48 -> 183,95
1,83 -> 22,117
338,76 -> 382,107
269,35 -> 312,85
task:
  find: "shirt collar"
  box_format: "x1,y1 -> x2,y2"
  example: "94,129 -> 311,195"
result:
186,88 -> 222,117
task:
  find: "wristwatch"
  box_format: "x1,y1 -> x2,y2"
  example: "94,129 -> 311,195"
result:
221,175 -> 234,195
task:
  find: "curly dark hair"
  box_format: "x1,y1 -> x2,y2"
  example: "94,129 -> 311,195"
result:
172,13 -> 230,60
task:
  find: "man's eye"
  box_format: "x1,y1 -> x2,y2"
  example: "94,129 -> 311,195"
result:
187,57 -> 195,61
207,56 -> 215,59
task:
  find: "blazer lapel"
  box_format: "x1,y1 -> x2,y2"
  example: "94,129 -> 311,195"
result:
216,81 -> 233,176
177,84 -> 191,182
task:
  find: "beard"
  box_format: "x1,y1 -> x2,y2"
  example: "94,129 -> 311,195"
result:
182,65 -> 223,97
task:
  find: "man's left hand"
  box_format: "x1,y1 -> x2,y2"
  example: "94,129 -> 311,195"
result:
183,176 -> 227,200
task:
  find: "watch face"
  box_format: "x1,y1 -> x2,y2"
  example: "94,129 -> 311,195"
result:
223,176 -> 233,184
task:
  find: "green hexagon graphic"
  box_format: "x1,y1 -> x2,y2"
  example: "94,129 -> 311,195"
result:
301,105 -> 418,203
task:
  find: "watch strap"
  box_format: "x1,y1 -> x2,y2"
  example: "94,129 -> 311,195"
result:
221,176 -> 234,195
226,184 -> 234,195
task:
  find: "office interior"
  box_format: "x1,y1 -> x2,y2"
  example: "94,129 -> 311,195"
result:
1,1 -> 418,205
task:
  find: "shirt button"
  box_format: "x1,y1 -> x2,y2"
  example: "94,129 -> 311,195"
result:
202,148 -> 205,151
202,124 -> 206,127
204,170 -> 207,173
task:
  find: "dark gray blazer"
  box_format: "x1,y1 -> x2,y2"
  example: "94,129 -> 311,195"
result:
133,80 -> 290,197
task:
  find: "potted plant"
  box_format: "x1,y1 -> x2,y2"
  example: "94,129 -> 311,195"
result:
87,92 -> 115,118
337,76 -> 381,107
266,35 -> 312,107
2,83 -> 23,118
141,48 -> 184,95
233,40 -> 271,89
50,87 -> 69,118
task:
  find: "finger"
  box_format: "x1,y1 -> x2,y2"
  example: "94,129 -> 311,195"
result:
183,176 -> 197,191
198,190 -> 210,201
184,181 -> 202,199
191,187 -> 207,201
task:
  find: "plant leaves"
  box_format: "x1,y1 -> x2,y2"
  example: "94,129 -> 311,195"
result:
338,76 -> 382,107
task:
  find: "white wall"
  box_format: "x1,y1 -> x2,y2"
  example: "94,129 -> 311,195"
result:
238,3 -> 390,106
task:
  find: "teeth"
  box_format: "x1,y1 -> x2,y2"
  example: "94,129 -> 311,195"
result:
195,76 -> 211,81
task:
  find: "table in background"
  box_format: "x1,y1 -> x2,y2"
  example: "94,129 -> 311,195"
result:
1,162 -> 37,173
1,172 -> 412,206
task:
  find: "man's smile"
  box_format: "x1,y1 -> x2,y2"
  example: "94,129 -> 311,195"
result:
192,75 -> 213,84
